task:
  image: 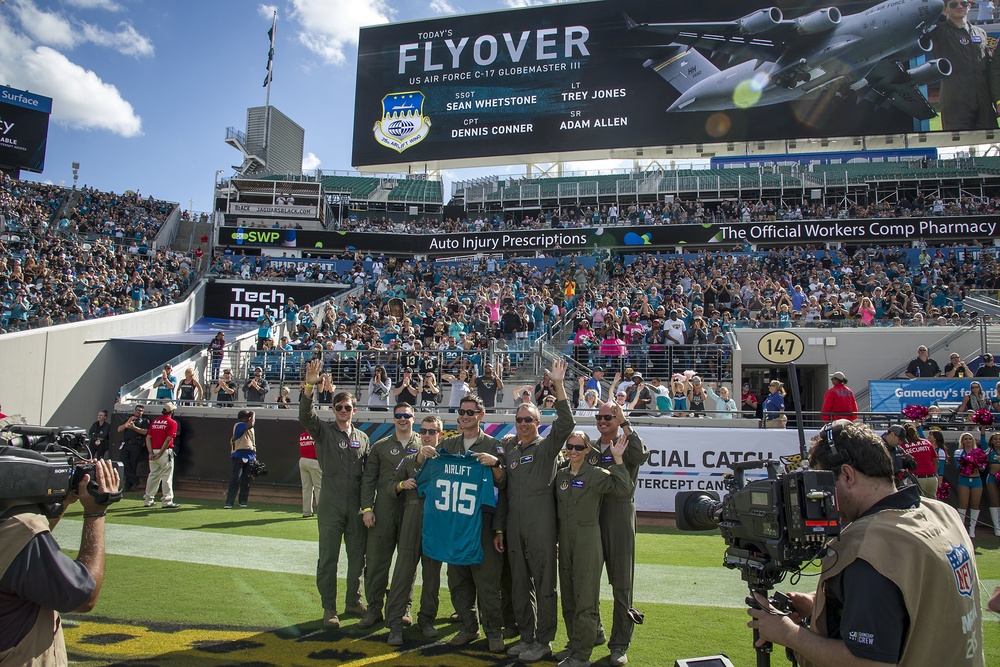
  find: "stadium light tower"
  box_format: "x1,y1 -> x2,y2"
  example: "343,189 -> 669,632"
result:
71,162 -> 79,189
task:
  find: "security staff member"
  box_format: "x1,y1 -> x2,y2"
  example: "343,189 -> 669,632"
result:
0,459 -> 119,666
592,401 -> 650,667
555,432 -> 631,667
116,404 -> 150,492
299,359 -> 370,629
358,403 -> 421,629
384,415 -> 445,646
749,420 -> 985,666
422,393 -> 506,652
502,359 -> 576,663
932,0 -> 1000,131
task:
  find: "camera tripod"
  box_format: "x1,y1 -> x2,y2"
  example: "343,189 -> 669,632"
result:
741,567 -> 799,667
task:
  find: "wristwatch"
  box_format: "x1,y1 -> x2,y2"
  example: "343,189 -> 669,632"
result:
621,420 -> 632,428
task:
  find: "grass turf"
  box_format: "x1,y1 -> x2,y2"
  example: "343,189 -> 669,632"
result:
59,497 -> 1000,666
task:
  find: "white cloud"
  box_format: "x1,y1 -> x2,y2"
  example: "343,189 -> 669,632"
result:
289,0 -> 394,65
302,152 -> 322,171
64,0 -> 124,11
430,0 -> 459,14
503,0 -> 566,7
9,0 -> 153,58
12,0 -> 77,47
81,21 -> 154,57
258,4 -> 277,20
0,18 -> 142,137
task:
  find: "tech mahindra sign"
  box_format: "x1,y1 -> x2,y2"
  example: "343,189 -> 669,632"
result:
203,280 -> 346,322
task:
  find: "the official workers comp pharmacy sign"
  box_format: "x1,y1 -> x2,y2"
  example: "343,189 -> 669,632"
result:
0,85 -> 52,173
353,0 -> 959,170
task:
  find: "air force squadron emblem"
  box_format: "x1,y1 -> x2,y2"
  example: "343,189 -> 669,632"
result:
373,91 -> 431,153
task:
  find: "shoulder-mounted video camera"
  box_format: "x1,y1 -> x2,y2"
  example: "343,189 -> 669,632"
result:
1,425 -> 124,519
676,460 -> 840,591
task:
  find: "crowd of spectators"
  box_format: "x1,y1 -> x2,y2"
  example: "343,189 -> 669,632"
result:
0,175 -> 195,333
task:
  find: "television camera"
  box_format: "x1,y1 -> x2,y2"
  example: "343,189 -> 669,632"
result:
1,424 -> 123,519
676,461 -> 839,666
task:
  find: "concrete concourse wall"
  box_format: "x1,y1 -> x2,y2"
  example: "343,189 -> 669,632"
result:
0,285 -> 205,428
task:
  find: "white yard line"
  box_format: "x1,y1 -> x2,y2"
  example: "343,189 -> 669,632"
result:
53,520 -> 1000,611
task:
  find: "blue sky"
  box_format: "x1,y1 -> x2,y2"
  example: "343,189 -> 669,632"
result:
5,0 -> 580,212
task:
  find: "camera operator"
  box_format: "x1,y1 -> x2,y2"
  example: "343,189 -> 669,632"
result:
0,459 -> 120,665
748,420 -> 984,666
116,404 -> 150,492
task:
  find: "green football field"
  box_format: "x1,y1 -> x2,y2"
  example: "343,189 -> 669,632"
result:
54,497 -> 999,666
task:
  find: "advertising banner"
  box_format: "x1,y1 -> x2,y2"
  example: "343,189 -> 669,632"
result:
228,203 -> 318,218
869,379 -> 999,413
203,281 -> 345,321
162,411 -> 810,513
0,85 -> 52,173
353,0 -> 968,169
218,215 -> 1000,253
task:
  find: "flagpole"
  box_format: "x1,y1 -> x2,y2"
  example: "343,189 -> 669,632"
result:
264,11 -> 275,151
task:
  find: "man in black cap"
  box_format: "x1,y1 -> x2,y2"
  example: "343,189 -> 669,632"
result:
975,353 -> 1000,378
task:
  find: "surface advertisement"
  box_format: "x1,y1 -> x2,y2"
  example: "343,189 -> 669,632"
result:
353,0 -> 971,169
0,85 -> 53,173
217,215 -> 1000,254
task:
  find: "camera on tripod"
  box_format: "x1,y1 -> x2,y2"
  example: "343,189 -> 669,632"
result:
676,460 -> 839,590
1,424 -> 123,518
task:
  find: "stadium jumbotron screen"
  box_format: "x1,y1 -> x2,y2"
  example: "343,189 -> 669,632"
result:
352,0 -> 988,170
0,85 -> 52,174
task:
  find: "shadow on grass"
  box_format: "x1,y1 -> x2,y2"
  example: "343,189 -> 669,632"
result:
66,616 -> 518,667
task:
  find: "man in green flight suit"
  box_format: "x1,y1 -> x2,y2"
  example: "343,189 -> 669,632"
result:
589,400 -> 650,666
422,393 -> 507,653
502,358 -> 576,663
300,359 -> 370,629
384,414 -> 445,646
358,402 -> 422,629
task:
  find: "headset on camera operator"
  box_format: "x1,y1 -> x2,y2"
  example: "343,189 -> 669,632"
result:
0,458 -> 120,666
748,420 -> 984,667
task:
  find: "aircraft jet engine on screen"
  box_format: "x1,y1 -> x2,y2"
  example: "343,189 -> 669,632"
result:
628,0 -> 949,119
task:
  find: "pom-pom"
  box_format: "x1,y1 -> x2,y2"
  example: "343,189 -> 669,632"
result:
683,370 -> 695,379
958,448 -> 988,476
971,408 -> 994,426
936,480 -> 951,500
902,404 -> 930,421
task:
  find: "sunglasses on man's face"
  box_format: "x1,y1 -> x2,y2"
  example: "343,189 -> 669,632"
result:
457,408 -> 479,417
334,404 -> 353,412
421,429 -> 440,435
595,414 -> 615,421
565,444 -> 589,452
394,413 -> 414,420
949,0 -> 971,6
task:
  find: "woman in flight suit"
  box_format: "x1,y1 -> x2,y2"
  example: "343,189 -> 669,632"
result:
554,431 -> 631,667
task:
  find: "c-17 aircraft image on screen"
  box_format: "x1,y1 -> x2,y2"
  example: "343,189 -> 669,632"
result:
627,0 -> 949,120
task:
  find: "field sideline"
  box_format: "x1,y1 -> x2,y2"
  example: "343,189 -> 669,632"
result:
55,498 -> 999,666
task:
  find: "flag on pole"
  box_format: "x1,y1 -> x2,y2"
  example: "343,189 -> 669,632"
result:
263,13 -> 276,87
